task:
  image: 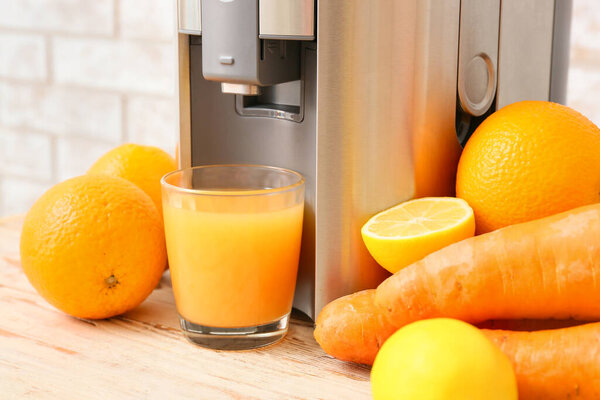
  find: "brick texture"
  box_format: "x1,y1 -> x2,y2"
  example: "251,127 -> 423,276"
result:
0,33 -> 46,81
0,178 -> 53,216
0,0 -> 176,216
52,38 -> 174,95
126,96 -> 177,153
568,0 -> 600,125
0,82 -> 122,141
56,136 -> 115,181
119,0 -> 175,40
0,0 -> 600,216
0,127 -> 53,181
0,0 -> 114,35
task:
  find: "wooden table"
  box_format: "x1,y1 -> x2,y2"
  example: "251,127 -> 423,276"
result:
0,215 -> 371,399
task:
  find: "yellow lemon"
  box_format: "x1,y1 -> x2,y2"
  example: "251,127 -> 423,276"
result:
371,318 -> 518,400
361,197 -> 475,273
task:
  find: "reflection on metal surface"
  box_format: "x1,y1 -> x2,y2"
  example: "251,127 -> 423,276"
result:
549,0 -> 572,104
411,0 -> 462,199
315,0 -> 462,314
178,0 -> 202,34
176,34 -> 192,169
496,0 -> 555,109
259,0 -> 315,40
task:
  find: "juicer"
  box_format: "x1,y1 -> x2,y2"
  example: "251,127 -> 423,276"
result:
175,0 -> 572,320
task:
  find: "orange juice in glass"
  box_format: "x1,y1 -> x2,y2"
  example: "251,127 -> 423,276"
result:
161,165 -> 304,349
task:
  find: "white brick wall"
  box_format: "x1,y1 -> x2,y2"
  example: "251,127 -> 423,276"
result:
0,127 -> 53,181
127,96 -> 177,147
0,178 -> 53,216
56,136 -> 116,181
0,0 -> 599,217
0,33 -> 46,81
0,83 -> 123,140
119,0 -> 175,40
0,0 -> 177,216
567,0 -> 600,125
52,38 -> 174,94
0,0 -> 115,35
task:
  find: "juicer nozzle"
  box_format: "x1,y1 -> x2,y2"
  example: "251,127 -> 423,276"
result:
221,83 -> 261,96
199,0 -> 314,93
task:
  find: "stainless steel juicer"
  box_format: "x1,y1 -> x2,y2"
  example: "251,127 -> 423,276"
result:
175,0 -> 572,320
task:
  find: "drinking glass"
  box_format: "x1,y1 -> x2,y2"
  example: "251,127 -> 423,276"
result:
161,165 -> 305,349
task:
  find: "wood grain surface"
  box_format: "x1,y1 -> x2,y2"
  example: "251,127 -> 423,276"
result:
0,215 -> 371,399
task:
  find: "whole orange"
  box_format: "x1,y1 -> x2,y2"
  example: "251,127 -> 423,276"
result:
88,144 -> 177,217
20,175 -> 167,319
457,101 -> 600,233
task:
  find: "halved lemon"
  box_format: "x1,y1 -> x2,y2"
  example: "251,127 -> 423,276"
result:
361,197 -> 475,273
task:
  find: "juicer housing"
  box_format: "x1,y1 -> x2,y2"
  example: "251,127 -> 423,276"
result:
175,0 -> 572,320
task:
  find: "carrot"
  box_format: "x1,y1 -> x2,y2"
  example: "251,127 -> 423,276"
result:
313,290 -> 397,365
476,319 -> 584,331
376,203 -> 600,327
482,322 -> 600,400
315,204 -> 600,365
314,294 -> 600,399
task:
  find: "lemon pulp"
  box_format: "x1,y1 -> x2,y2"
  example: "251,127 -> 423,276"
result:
361,197 -> 475,273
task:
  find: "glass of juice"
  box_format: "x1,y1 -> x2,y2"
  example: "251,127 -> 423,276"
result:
161,165 -> 305,350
